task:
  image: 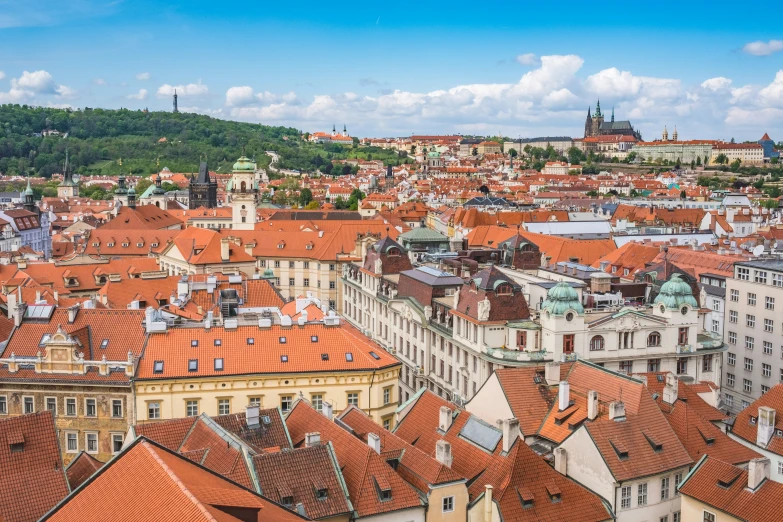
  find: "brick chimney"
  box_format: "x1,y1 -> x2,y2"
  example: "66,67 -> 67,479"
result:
499,418 -> 520,453
748,457 -> 770,490
435,440 -> 453,468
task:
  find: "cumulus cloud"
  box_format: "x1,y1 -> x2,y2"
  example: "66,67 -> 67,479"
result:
0,69 -> 73,103
136,72 -> 150,80
743,40 -> 783,56
127,88 -> 148,100
701,77 -> 732,92
584,67 -> 680,99
515,53 -> 538,66
225,86 -> 255,107
759,70 -> 783,107
157,81 -> 208,97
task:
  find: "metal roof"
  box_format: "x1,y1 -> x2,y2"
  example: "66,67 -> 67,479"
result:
24,305 -> 55,319
459,416 -> 502,453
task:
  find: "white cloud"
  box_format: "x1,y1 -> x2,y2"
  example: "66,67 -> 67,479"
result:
701,77 -> 732,92
127,88 -> 148,100
136,72 -> 150,80
55,85 -> 76,99
156,81 -> 208,97
0,88 -> 32,104
759,70 -> 783,107
743,40 -> 783,56
93,78 -> 106,86
225,86 -> 255,107
0,71 -> 5,81
515,53 -> 538,66
584,67 -> 680,99
14,70 -> 57,93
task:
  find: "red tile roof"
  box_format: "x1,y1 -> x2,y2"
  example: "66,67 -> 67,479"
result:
65,451 -> 104,490
0,411 -> 70,522
136,323 -> 399,380
44,438 -> 305,522
731,383 -> 783,456
98,205 -> 183,231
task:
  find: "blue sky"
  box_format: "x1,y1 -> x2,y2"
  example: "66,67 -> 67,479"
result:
2,0 -> 783,140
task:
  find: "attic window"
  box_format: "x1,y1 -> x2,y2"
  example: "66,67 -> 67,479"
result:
39,334 -> 51,347
279,337 -> 287,344
153,361 -> 164,373
345,353 -> 354,362
369,351 -> 381,360
277,242 -> 285,249
496,283 -> 512,296
545,482 -> 562,503
10,441 -> 24,453
321,353 -> 329,361
306,243 -> 313,250
281,496 -> 293,508
281,355 -> 288,363
311,336 -> 318,343
107,242 -> 114,247
137,242 -> 143,247
517,487 -> 534,509
188,359 -> 198,372
609,440 -> 629,460
151,242 -> 158,247
122,243 -> 129,248
214,358 -> 224,371
374,476 -> 392,502
214,339 -> 222,347
643,432 -> 663,452
388,247 -> 400,257
697,427 -> 715,446
750,416 -> 757,425
247,338 -> 254,345
191,340 -> 199,347
92,242 -> 99,247
100,339 -> 109,349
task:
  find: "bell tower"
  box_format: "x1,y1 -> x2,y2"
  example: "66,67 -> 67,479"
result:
229,153 -> 258,230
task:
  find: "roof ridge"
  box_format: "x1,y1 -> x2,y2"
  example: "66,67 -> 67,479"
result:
140,441 -> 217,521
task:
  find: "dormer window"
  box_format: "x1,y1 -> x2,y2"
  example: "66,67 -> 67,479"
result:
374,476 -> 392,502
496,283 -> 512,296
517,487 -> 534,509
122,242 -> 129,247
281,496 -> 293,508
306,242 -> 313,250
107,242 -> 114,247
137,242 -> 144,247
151,242 -> 158,247
277,241 -> 285,249
387,247 -> 400,257
315,487 -> 328,501
92,242 -> 99,247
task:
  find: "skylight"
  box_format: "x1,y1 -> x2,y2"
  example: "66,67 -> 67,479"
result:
345,353 -> 354,362
188,359 -> 198,372
279,337 -> 287,344
247,338 -> 255,345
214,339 -> 222,347
369,351 -> 381,360
214,358 -> 224,371
321,353 -> 329,361
153,361 -> 164,373
281,355 -> 288,363
191,340 -> 199,347
100,339 -> 109,349
311,336 -> 318,342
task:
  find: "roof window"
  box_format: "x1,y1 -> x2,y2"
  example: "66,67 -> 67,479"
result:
279,337 -> 287,344
188,359 -> 198,372
247,337 -> 255,345
191,340 -> 199,347
369,351 -> 381,360
153,361 -> 164,373
311,336 -> 318,342
345,353 -> 354,362
321,353 -> 329,361
281,355 -> 288,363
214,358 -> 224,371
214,339 -> 222,347
100,339 -> 109,349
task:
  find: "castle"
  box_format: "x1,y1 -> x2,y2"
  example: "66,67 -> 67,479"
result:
584,100 -> 642,140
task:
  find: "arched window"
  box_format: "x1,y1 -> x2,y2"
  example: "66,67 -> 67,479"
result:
496,283 -> 512,296
520,243 -> 533,252
387,247 -> 400,257
240,180 -> 247,192
648,332 -> 661,347
590,335 -> 605,351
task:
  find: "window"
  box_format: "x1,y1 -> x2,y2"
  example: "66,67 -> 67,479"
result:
619,360 -> 633,375
304,278 -> 310,287
303,261 -> 309,269
678,328 -> 688,345
702,355 -> 713,372
590,335 -> 605,351
86,398 -> 96,417
288,277 -> 295,286
213,339 -> 222,347
348,393 -> 358,406
661,476 -> 670,501
727,373 -> 735,387
214,358 -> 224,371
186,400 -> 198,417
191,340 -> 199,347
148,402 -> 160,419
767,296 -> 776,310
762,384 -> 770,394
648,332 -> 661,347
289,261 -> 294,268
746,336 -> 755,350
744,357 -> 754,371
23,396 -> 34,414
153,360 -> 164,373
86,433 -> 98,454
765,319 -> 774,332
755,271 -> 768,284
100,339 -> 109,349
218,399 -> 230,415
730,289 -> 739,301
737,267 -> 749,281
0,395 -> 6,415
763,363 -> 773,378
112,433 -> 124,454
774,274 -> 783,287
703,511 -> 716,522
46,397 -> 56,415
620,485 -> 631,509
329,281 -> 335,289
744,379 -> 752,393
311,394 -> 323,412
677,358 -> 688,375
648,359 -> 661,372
748,293 -> 757,306
383,387 -> 391,405
728,352 -> 736,366
725,394 -> 734,407
281,395 -> 293,413
112,399 -> 123,418
728,331 -> 737,344
563,334 -> 575,354
66,398 -> 77,416
747,314 -> 755,328
329,264 -> 335,271
443,496 -> 454,513
711,319 -> 720,333
674,472 -> 683,495
661,517 -> 668,522
383,418 -> 391,430
729,310 -> 738,323
637,482 -> 647,506
274,261 -> 280,268
66,432 -> 78,452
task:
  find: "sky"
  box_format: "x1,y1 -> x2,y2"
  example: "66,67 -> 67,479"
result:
1,0 -> 783,141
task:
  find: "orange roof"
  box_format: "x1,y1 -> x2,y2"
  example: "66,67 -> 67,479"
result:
731,383 -> 783,456
99,205 -> 183,231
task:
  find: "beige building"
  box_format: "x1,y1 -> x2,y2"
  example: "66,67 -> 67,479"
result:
710,142 -> 765,165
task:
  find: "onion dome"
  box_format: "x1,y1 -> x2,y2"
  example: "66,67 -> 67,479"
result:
654,273 -> 697,310
542,282 -> 584,315
232,156 -> 256,172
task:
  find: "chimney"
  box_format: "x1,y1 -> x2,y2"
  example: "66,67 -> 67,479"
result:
545,362 -> 561,386
663,373 -> 679,405
246,405 -> 260,428
7,292 -> 16,322
177,276 -> 188,298
483,485 -> 493,522
323,402 -> 333,420
558,381 -> 570,411
220,238 -> 230,262
305,432 -> 321,447
367,432 -> 381,454
587,390 -> 598,421
757,407 -> 776,447
438,406 -> 453,432
435,440 -> 453,467
500,418 -> 520,453
748,458 -> 770,490
554,447 -> 567,475
609,401 -> 626,421
67,305 -> 78,323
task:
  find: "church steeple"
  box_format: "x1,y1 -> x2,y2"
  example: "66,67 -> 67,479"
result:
595,99 -> 602,117
24,176 -> 35,213
672,126 -> 678,141
611,107 -> 615,123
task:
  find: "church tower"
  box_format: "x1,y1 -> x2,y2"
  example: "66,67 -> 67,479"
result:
24,177 -> 36,213
57,150 -> 79,199
114,173 -> 129,209
173,90 -> 179,113
584,107 -> 592,138
228,154 -> 258,230
663,126 -> 669,141
150,173 -> 167,208
591,99 -> 604,137
672,126 -> 678,141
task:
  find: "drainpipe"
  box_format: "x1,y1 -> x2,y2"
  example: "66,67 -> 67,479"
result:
483,485 -> 493,522
368,369 -> 377,419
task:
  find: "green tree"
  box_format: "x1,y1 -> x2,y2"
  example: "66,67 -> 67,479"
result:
715,153 -> 728,165
626,151 -> 637,163
472,147 -> 478,156
305,200 -> 320,209
508,148 -> 518,158
696,156 -> 702,166
697,176 -> 712,187
680,190 -> 687,199
761,199 -> 779,210
567,146 -> 584,165
586,190 -> 599,197
766,186 -> 781,198
298,187 -> 313,207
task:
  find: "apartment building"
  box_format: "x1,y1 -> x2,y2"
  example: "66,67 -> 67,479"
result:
722,259 -> 783,413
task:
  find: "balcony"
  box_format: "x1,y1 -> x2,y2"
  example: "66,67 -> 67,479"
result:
485,346 -> 554,363
429,319 -> 453,336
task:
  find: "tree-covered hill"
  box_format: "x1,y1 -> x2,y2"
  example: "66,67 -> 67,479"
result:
0,105 -> 408,178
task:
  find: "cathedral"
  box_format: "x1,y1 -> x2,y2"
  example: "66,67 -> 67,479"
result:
584,100 -> 642,140
188,161 -> 218,209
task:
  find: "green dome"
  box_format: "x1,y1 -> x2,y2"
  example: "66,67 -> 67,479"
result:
261,267 -> 275,279
542,282 -> 584,315
427,149 -> 440,158
232,155 -> 256,172
127,185 -> 136,195
653,273 -> 698,310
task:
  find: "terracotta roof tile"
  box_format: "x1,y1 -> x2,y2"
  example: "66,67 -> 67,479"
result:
65,451 -> 104,490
